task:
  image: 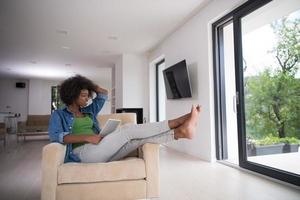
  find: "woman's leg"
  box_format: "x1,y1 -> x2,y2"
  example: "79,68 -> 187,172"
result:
74,120 -> 172,163
74,105 -> 200,163
109,105 -> 202,162
168,104 -> 201,129
108,130 -> 175,162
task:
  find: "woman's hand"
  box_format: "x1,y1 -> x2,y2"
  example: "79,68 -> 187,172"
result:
85,134 -> 103,144
94,85 -> 108,95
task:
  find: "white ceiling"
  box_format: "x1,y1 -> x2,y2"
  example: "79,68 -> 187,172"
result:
0,0 -> 209,82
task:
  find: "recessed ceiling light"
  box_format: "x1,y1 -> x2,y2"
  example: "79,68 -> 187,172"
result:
61,46 -> 71,50
56,29 -> 68,35
107,36 -> 118,40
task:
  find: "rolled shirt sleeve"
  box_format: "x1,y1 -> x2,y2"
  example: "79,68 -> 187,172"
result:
84,92 -> 108,115
48,111 -> 71,144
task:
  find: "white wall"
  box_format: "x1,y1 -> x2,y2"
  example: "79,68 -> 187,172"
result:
115,55 -> 123,109
95,80 -> 112,115
123,54 -> 149,121
114,53 -> 149,122
148,0 -> 247,161
0,77 -> 111,123
0,79 -> 29,122
28,79 -> 61,115
28,78 -> 112,115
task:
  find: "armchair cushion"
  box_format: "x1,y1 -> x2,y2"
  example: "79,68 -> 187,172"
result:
57,157 -> 146,184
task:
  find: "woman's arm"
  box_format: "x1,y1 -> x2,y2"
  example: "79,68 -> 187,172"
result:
48,111 -> 70,143
63,134 -> 103,145
82,84 -> 108,115
94,85 -> 108,95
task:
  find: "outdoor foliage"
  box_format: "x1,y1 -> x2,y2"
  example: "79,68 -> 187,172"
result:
245,16 -> 300,142
251,136 -> 300,146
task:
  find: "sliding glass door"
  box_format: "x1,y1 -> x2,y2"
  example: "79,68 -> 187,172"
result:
241,0 -> 300,178
213,0 -> 300,186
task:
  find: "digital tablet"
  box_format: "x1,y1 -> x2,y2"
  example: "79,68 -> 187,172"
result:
100,119 -> 121,136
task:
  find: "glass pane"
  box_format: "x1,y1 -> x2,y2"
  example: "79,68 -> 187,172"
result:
51,86 -> 64,112
242,0 -> 300,175
223,22 -> 239,165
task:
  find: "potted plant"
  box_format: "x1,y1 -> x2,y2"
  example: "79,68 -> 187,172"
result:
280,137 -> 300,153
247,136 -> 300,156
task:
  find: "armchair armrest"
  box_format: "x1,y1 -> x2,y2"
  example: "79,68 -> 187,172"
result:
41,143 -> 66,200
141,143 -> 160,198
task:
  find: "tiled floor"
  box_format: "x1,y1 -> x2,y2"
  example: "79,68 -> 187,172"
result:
0,135 -> 48,200
157,146 -> 300,200
0,134 -> 299,200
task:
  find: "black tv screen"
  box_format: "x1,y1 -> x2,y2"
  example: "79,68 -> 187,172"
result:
163,60 -> 192,99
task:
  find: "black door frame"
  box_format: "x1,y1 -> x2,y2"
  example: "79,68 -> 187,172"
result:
155,59 -> 165,122
212,18 -> 233,160
213,0 -> 300,186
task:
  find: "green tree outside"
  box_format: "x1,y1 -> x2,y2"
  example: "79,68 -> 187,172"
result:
245,16 -> 300,142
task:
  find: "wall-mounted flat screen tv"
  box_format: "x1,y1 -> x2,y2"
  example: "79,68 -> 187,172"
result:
163,60 -> 192,99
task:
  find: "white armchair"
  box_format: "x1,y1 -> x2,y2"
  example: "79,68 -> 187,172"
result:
41,113 -> 160,200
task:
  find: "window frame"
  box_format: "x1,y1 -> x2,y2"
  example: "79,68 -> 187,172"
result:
155,59 -> 165,122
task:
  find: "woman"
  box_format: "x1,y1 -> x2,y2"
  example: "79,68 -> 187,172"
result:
48,75 -> 201,163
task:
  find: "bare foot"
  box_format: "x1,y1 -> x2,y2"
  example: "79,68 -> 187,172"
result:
168,104 -> 202,129
174,105 -> 199,139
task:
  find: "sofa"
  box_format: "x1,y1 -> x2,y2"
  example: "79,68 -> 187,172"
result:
17,115 -> 50,141
0,122 -> 7,146
41,113 -> 160,200
20,114 -> 51,132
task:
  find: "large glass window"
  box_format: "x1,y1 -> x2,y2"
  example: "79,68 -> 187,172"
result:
213,0 -> 300,186
242,0 -> 300,176
51,86 -> 64,112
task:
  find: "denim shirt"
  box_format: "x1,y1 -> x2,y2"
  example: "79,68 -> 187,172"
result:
48,92 -> 108,163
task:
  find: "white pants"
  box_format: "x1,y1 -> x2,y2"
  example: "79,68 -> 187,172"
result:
73,120 -> 175,163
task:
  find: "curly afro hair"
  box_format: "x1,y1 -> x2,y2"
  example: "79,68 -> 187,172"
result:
59,75 -> 97,106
